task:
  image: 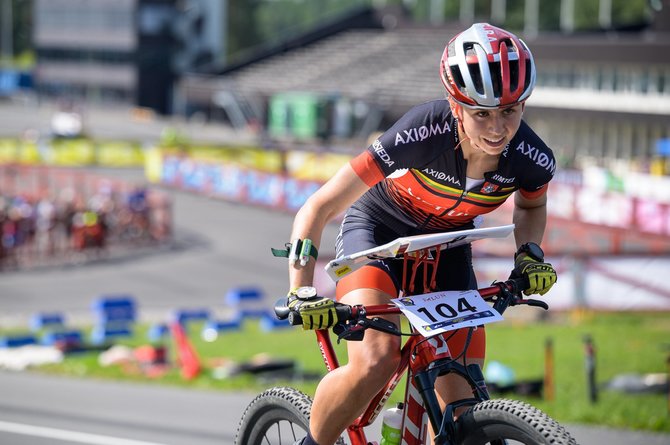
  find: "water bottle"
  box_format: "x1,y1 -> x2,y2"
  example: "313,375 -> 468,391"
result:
380,402 -> 403,445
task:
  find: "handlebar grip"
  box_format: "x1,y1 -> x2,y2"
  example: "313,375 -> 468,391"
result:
508,277 -> 528,293
289,303 -> 352,327
274,297 -> 305,326
274,298 -> 290,320
287,311 -> 303,326
335,304 -> 353,323
275,297 -> 353,327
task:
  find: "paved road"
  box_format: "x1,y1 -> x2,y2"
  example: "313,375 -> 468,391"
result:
0,369 -> 251,445
0,169 -> 668,444
1,369 -> 669,445
0,167 -> 340,328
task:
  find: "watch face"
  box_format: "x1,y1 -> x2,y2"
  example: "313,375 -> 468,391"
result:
523,243 -> 544,261
296,286 -> 317,299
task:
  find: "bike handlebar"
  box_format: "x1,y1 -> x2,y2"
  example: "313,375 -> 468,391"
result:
274,277 -> 548,329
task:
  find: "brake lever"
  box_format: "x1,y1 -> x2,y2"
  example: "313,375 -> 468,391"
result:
334,321 -> 365,343
520,298 -> 549,310
492,284 -> 515,315
367,317 -> 401,336
333,317 -> 400,343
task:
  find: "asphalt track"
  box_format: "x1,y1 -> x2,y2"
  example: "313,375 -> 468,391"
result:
0,167 -> 341,328
0,168 -> 669,444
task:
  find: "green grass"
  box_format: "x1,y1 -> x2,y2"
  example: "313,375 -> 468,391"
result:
486,311 -> 670,432
11,311 -> 670,433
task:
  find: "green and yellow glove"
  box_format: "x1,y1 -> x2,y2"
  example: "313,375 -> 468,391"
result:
287,287 -> 338,330
511,243 -> 557,296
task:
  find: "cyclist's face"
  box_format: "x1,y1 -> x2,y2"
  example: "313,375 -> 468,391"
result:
459,103 -> 524,156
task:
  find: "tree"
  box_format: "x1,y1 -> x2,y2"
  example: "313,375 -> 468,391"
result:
0,0 -> 33,64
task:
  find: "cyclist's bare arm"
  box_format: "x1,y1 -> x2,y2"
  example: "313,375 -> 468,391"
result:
512,190 -> 547,248
289,163 -> 370,288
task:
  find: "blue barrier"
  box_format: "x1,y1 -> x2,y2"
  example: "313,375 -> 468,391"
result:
41,330 -> 83,346
90,295 -> 137,344
0,334 -> 37,348
91,295 -> 137,324
90,325 -> 133,345
222,286 -> 289,331
225,287 -> 264,306
30,312 -> 65,331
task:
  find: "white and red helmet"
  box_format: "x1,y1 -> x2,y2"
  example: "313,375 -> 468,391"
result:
440,23 -> 536,108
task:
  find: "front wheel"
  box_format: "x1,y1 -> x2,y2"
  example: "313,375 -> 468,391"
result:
235,386 -> 345,445
454,399 -> 578,445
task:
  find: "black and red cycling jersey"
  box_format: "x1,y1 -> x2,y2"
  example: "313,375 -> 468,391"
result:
350,99 -> 555,231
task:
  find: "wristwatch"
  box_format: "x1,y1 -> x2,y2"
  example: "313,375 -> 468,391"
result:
515,242 -> 545,262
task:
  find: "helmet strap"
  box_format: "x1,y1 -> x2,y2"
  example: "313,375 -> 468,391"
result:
448,96 -> 472,151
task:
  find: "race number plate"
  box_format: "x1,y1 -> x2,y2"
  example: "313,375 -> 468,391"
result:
391,290 -> 503,337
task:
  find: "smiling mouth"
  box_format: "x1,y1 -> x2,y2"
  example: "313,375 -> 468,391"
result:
483,137 -> 505,146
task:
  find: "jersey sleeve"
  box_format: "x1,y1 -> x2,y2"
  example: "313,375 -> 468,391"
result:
518,153 -> 555,199
350,101 -> 456,186
519,183 -> 549,200
512,120 -> 556,200
517,148 -> 555,200
350,150 -> 386,187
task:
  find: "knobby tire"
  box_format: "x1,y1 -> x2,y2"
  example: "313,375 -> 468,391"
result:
235,386 -> 345,445
455,399 -> 578,445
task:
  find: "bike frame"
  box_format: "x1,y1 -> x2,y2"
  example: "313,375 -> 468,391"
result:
313,247 -> 503,445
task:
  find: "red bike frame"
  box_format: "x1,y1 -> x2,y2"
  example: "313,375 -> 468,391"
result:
312,247 -> 505,445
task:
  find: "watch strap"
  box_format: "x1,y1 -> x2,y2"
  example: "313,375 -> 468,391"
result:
516,242 -> 544,262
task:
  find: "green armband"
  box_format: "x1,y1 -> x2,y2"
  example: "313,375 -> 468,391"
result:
271,239 -> 318,265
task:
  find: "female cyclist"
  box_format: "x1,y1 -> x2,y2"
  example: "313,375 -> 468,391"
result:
284,23 -> 558,445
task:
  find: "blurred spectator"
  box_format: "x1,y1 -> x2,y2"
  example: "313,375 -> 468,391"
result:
0,166 -> 172,270
35,194 -> 57,256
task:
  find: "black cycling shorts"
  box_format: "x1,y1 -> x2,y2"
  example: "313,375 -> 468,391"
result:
335,204 -> 477,297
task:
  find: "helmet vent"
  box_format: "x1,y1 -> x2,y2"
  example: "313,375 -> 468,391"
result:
450,65 -> 466,89
467,63 -> 483,94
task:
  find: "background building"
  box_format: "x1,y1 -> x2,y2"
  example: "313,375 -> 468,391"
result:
32,0 -> 226,114
13,0 -> 670,169
177,2 -> 670,170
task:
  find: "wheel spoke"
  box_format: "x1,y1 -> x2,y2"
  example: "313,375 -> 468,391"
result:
290,421 -> 298,441
235,387 -> 344,445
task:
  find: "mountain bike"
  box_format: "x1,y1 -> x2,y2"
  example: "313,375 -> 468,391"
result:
235,225 -> 577,445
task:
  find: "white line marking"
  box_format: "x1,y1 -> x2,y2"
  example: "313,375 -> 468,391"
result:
0,420 -> 169,445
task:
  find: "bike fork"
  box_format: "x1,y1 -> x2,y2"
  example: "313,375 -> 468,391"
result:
399,367 -> 429,445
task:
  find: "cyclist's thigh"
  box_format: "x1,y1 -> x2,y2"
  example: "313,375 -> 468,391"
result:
336,206 -> 404,300
339,285 -> 401,369
335,245 -> 402,364
336,263 -> 398,302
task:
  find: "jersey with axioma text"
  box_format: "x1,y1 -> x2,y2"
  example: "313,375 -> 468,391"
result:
350,99 -> 555,231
